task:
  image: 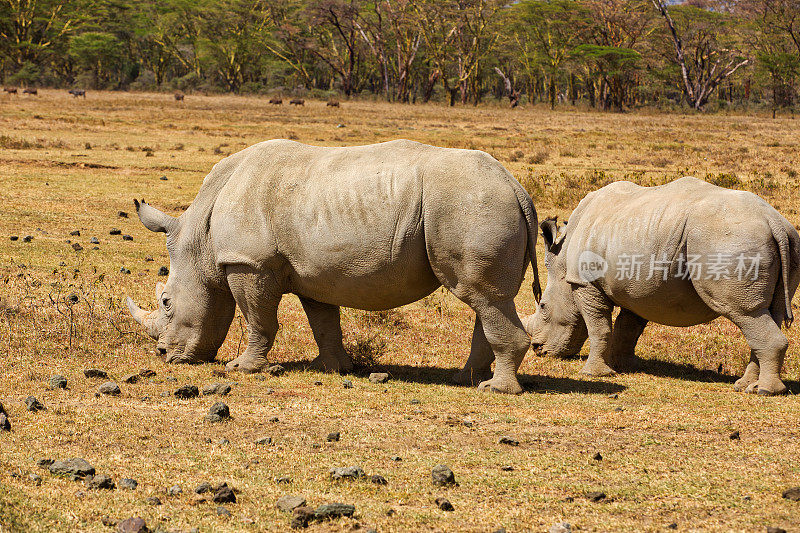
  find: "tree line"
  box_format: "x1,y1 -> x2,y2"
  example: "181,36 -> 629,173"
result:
1,0 -> 798,111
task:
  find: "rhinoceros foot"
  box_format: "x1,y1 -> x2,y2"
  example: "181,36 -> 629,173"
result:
579,360 -> 617,377
451,369 -> 492,387
310,353 -> 353,374
477,377 -> 523,395
225,354 -> 267,374
748,380 -> 788,396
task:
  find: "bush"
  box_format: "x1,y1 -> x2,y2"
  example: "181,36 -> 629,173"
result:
129,70 -> 157,91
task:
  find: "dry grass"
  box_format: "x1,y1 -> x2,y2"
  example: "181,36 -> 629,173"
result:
1,90 -> 799,532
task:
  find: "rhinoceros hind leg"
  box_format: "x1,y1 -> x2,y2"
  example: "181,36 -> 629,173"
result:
300,297 -> 353,374
575,286 -> 617,377
452,317 -> 495,386
732,310 -> 788,396
733,351 -> 760,392
472,300 -> 528,395
609,308 -> 648,372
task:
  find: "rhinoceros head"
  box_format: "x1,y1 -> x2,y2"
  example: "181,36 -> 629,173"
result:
524,217 -> 588,358
124,199 -> 235,363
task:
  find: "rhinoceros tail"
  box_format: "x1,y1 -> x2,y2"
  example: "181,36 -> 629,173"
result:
767,214 -> 794,328
506,173 -> 542,303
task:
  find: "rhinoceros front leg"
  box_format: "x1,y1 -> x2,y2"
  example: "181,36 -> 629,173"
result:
731,309 -> 788,395
574,286 -> 617,377
452,317 -> 495,386
225,265 -> 282,374
299,297 -> 353,374
609,308 -> 648,371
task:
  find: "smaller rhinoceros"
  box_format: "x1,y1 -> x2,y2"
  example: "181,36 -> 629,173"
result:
524,177 -> 800,395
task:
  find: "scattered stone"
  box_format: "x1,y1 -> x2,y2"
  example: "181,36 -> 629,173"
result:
87,474 -> 116,490
72,243 -> 83,251
70,230 -> 81,236
67,293 -> 79,304
730,430 -> 740,440
267,364 -> 285,376
767,527 -> 787,533
498,436 -> 519,446
120,267 -> 131,274
10,236 -> 18,241
174,384 -> 199,399
278,495 -> 307,512
213,485 -> 236,503
276,476 -> 292,484
329,466 -> 365,481
195,482 -> 212,494
291,506 -> 315,529
370,474 -> 387,485
390,456 -> 402,462
99,382 -> 121,396
782,487 -> 800,501
90,237 -> 99,244
202,383 -> 231,396
167,484 -> 182,496
23,235 -> 33,242
206,402 -> 230,422
667,524 -> 678,530
145,496 -> 162,506
586,491 -> 607,502
327,432 -> 340,442
435,497 -> 454,511
122,373 -> 140,384
164,376 -> 178,382
49,458 -> 95,479
118,211 -> 129,218
117,517 -> 148,533
157,266 -> 169,276
431,464 -> 456,486
269,416 -> 279,422
369,372 -> 389,384
37,458 -> 54,469
50,375 -> 67,389
254,436 -> 272,445
139,369 -> 156,378
593,452 -> 603,461
410,398 -> 420,404
29,473 -> 42,485
216,506 -> 231,518
144,256 -> 154,262
314,503 -> 355,520
613,406 -> 624,412
119,478 -> 138,490
160,175 -> 168,181
122,234 -> 133,241
549,523 -> 571,533
25,396 -> 45,412
342,379 -> 353,389
501,465 -> 514,471
110,228 -> 122,235
313,380 -> 323,386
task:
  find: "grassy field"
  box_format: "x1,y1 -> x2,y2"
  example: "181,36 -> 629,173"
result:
1,90 -> 799,532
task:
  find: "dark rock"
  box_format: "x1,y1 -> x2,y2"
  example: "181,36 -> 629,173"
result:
25,396 -> 45,412
157,266 -> 169,276
586,491 -> 606,502
435,497 -> 454,511
122,373 -> 140,384
613,406 -> 624,412
87,474 -> 115,489
144,256 -> 154,262
330,466 -> 365,481
50,375 -> 67,389
216,506 -> 231,518
10,236 -> 18,241
213,486 -> 236,503
145,496 -> 162,506
206,402 -> 230,422
730,430 -> 740,440
49,458 -> 95,479
72,243 -> 83,251
99,382 -> 121,396
67,294 -> 79,304
342,379 -> 353,389
202,383 -> 231,396
23,235 -> 33,242
120,267 -> 131,274
501,465 -> 514,471
667,524 -> 678,530
291,506 -> 315,529
119,478 -> 138,490
267,364 -> 285,376
327,432 -> 340,442
70,230 -> 81,236
390,456 -> 402,461
117,517 -> 148,533
122,235 -> 133,241
269,416 -> 279,422
118,211 -> 129,218
431,464 -> 456,486
782,487 -> 800,501
593,452 -> 603,461
167,484 -> 182,496
139,369 -> 156,378
195,482 -> 212,494
37,458 -> 54,469
276,476 -> 292,484
110,228 -> 122,235
410,398 -> 420,404
370,474 -> 388,485
160,175 -> 168,181
314,503 -> 355,520
369,372 -> 389,384
174,385 -> 199,399
498,436 -> 519,446
767,527 -> 787,533
255,436 -> 272,445
313,380 -> 322,386
90,237 -> 99,244
277,494 -> 307,512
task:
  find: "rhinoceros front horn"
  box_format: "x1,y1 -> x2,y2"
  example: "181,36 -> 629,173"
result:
125,296 -> 159,339
134,199 -> 179,235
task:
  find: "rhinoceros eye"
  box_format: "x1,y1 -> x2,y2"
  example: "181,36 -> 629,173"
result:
161,296 -> 172,310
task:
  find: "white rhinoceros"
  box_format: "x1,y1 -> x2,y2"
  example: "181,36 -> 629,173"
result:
126,139 -> 541,394
524,176 -> 800,395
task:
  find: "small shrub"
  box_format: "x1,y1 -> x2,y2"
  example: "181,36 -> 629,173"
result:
508,149 -> 525,162
527,149 -> 549,164
705,172 -> 742,189
0,135 -> 43,149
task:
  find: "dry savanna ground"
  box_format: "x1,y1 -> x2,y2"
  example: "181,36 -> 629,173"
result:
1,90 -> 799,532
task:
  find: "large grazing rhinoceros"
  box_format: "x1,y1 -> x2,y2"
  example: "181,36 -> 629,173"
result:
125,139 -> 542,394
524,176 -> 800,395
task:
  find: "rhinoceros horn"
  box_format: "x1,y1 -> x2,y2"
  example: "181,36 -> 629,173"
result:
134,199 -> 179,235
125,296 -> 159,339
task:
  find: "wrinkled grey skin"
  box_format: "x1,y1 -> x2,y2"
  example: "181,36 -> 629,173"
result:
524,177 -> 800,395
126,139 -> 542,394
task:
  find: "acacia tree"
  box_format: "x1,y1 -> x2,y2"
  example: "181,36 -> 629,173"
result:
304,0 -> 364,96
652,0 -> 750,109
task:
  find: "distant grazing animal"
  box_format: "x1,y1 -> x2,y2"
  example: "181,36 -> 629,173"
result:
289,98 -> 305,106
69,89 -> 86,98
174,92 -> 185,101
23,88 -> 37,96
269,97 -> 282,105
327,100 -> 340,107
125,139 -> 542,394
3,87 -> 17,95
524,177 -> 800,396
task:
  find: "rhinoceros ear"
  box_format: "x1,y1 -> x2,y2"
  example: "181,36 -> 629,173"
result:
134,199 -> 179,235
540,217 -> 566,252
